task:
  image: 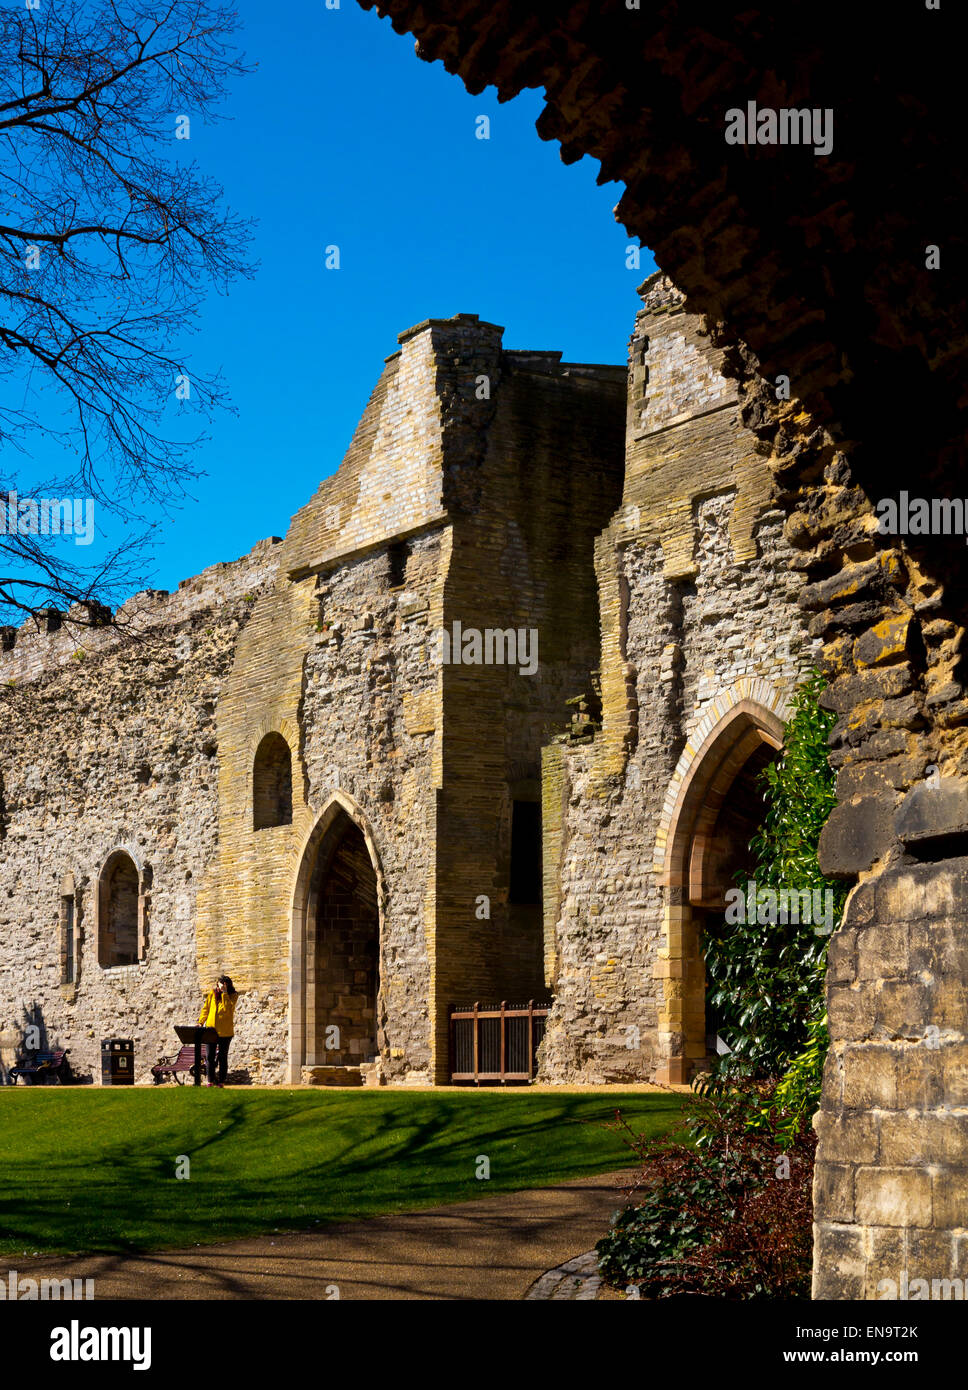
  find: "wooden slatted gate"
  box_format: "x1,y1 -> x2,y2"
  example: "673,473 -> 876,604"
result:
449,1001 -> 549,1083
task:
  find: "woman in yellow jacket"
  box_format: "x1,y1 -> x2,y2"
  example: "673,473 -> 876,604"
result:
198,975 -> 238,1087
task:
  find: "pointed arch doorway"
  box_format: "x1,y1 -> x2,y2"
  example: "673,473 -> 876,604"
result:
653,684 -> 787,1083
289,796 -> 382,1081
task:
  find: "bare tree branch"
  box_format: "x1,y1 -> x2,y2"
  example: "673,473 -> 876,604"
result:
0,0 -> 255,626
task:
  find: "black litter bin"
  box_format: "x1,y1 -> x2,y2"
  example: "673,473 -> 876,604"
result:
101,1038 -> 134,1086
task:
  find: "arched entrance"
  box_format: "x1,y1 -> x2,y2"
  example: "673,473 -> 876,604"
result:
289,796 -> 383,1079
653,683 -> 787,1083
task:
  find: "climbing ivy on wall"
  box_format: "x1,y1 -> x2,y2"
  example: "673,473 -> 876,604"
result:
701,671 -> 848,1082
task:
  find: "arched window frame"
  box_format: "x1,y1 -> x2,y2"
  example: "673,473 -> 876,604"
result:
95,848 -> 150,969
652,681 -> 788,1083
252,731 -> 294,831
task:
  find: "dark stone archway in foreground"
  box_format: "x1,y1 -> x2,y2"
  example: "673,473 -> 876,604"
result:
362,1 -> 963,475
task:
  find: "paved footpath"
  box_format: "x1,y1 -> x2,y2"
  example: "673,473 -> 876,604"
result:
7,1169 -> 638,1301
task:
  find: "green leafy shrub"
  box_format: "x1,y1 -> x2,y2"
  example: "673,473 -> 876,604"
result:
597,1081 -> 815,1298
702,671 -> 846,1078
752,1012 -> 830,1146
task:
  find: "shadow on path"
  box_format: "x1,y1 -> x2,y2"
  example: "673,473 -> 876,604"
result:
4,1170 -> 638,1301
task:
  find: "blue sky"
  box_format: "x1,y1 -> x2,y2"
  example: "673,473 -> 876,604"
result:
17,1 -> 655,598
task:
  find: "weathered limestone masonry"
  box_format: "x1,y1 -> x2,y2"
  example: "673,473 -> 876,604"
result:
187,311 -> 626,1084
360,0 -> 966,1299
539,275 -> 819,1084
0,313 -> 624,1088
0,541 -> 283,1083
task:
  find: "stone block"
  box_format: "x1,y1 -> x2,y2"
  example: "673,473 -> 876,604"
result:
814,1109 -> 879,1164
911,921 -> 968,986
802,556 -> 897,613
836,762 -> 896,800
895,777 -> 968,849
829,729 -> 910,763
931,1169 -> 968,1230
877,860 -> 968,922
827,983 -> 875,1041
874,979 -> 931,1037
813,1161 -> 855,1222
844,883 -> 876,926
826,927 -> 857,984
878,695 -> 925,731
865,1225 -> 907,1297
852,615 -> 916,669
812,1223 -> 866,1300
933,973 -> 968,1028
878,1111 -> 968,1167
301,1065 -> 363,1086
819,796 -> 896,877
856,923 -> 908,981
841,1045 -> 898,1110
895,1048 -> 946,1109
817,662 -> 913,714
837,757 -> 932,796
943,1046 -> 968,1106
809,599 -> 883,640
855,1167 -> 932,1228
906,1228 -> 959,1279
822,1047 -> 844,1104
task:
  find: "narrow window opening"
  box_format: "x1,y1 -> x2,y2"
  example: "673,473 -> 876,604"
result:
510,800 -> 542,905
253,732 -> 293,830
61,895 -> 75,984
387,541 -> 410,589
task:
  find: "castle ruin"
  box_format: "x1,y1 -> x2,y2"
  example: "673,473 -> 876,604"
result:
1,277 -> 810,1096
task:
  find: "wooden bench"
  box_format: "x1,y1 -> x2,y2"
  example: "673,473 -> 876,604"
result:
150,1043 -> 205,1085
9,1048 -> 72,1085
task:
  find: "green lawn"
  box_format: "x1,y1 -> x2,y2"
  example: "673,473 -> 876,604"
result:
0,1089 -> 687,1256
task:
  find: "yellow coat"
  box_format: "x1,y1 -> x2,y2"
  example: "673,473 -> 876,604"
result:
198,989 -> 237,1037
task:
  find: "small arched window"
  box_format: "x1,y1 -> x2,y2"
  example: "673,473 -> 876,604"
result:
253,733 -> 293,830
97,852 -> 143,967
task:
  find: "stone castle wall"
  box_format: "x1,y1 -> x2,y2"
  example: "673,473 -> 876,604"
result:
538,276 -> 820,1084
0,311 -> 619,1088
0,539 -> 283,1083
0,287 -> 813,1093
195,313 -> 625,1084
431,350 -> 626,1074
190,316 -> 483,1085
